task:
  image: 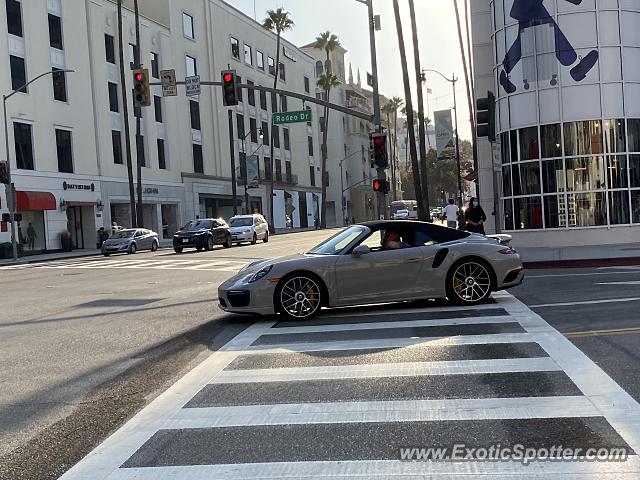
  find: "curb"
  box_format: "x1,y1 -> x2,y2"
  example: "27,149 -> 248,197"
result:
524,257 -> 640,269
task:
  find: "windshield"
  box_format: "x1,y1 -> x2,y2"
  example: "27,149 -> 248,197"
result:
110,229 -> 136,239
182,220 -> 212,231
307,226 -> 367,255
229,217 -> 253,227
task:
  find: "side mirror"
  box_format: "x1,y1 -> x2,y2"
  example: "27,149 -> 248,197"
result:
352,245 -> 371,257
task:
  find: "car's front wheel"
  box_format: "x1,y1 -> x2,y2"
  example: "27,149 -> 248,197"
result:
128,243 -> 137,254
205,236 -> 214,251
151,241 -> 158,252
223,236 -> 232,248
276,273 -> 323,320
263,231 -> 269,243
446,258 -> 493,305
174,247 -> 183,254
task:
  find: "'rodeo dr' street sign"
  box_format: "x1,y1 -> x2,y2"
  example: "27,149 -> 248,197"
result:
272,110 -> 312,125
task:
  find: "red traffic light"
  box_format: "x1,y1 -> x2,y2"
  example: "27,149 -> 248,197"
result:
372,178 -> 389,193
223,73 -> 232,83
373,136 -> 384,146
135,72 -> 143,82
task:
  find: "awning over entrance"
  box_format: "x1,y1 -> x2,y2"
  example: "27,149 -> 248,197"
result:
16,191 -> 56,211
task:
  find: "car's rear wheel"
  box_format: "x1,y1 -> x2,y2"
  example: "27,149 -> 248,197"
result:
103,253 -> 110,257
276,274 -> 323,320
223,236 -> 232,248
151,241 -> 158,252
251,233 -> 257,245
174,247 -> 183,254
446,258 -> 493,305
205,236 -> 214,251
263,231 -> 269,243
128,243 -> 137,254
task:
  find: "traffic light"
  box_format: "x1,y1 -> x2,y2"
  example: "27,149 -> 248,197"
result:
369,132 -> 389,168
132,68 -> 151,107
0,161 -> 8,185
221,69 -> 239,106
476,91 -> 496,142
372,178 -> 390,194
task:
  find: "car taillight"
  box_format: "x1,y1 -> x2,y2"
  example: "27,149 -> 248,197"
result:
498,247 -> 516,254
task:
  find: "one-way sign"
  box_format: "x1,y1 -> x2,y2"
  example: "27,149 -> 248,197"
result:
160,69 -> 177,97
186,75 -> 201,97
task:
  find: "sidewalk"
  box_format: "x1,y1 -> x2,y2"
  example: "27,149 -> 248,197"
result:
518,243 -> 640,268
0,249 -> 103,266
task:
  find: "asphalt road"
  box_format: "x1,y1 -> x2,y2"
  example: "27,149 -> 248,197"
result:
0,229 -> 334,479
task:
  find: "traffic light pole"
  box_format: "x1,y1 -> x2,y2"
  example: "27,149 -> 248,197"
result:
452,75 -> 464,207
228,109 -> 238,216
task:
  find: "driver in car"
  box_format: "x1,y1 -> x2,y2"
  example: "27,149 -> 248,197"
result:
383,230 -> 410,250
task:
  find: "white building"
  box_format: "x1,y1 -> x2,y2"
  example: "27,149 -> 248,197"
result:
472,0 -> 640,246
0,0 -> 322,255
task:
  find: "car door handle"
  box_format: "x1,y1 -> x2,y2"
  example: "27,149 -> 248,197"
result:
406,258 -> 421,263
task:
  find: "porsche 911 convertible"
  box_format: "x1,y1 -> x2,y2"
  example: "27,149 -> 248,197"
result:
218,221 -> 524,319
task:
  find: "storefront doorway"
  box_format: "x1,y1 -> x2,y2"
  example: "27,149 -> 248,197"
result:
66,206 -> 96,249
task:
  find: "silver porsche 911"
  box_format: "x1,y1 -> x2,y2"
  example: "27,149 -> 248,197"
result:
218,221 -> 524,320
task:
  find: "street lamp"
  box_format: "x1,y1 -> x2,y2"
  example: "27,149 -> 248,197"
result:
240,128 -> 264,215
421,68 -> 463,208
3,69 -> 74,261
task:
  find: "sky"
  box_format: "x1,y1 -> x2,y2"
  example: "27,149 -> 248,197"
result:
226,0 -> 473,140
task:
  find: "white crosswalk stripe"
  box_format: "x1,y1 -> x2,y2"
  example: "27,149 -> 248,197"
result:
59,293 -> 640,479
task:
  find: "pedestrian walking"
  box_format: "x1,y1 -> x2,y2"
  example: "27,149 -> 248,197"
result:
443,199 -> 459,229
26,222 -> 37,250
465,197 -> 487,235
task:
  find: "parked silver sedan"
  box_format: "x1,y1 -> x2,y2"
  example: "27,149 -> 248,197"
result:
218,220 -> 524,319
102,228 -> 159,256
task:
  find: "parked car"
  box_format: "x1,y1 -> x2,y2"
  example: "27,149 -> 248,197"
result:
228,214 -> 270,245
102,228 -> 159,256
173,218 -> 231,253
218,220 -> 523,319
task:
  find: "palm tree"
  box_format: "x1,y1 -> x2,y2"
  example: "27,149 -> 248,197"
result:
316,72 -> 340,229
408,0 -> 429,220
314,31 -> 340,74
262,8 -> 294,231
383,97 -> 404,201
393,0 -> 425,220
116,0 -> 136,227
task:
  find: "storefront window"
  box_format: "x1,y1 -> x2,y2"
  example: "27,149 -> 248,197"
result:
607,155 -> 627,189
609,191 -> 630,225
514,197 -> 543,229
567,192 -> 606,227
542,159 -> 564,193
17,212 -> 46,251
519,127 -> 539,161
510,130 -> 518,162
566,156 -> 605,191
540,124 -> 562,158
543,195 -> 564,229
512,161 -> 541,195
603,119 -> 626,153
630,155 -> 640,188
628,119 -> 640,152
563,120 -> 603,156
500,132 -> 510,164
502,166 -> 512,196
632,190 -> 640,223
503,199 -> 514,230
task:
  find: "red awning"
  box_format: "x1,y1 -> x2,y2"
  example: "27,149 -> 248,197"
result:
16,191 -> 57,211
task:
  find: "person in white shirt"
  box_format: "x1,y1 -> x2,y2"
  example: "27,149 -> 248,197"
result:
443,198 -> 459,229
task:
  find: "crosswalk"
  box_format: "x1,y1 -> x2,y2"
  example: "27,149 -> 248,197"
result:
0,256 -> 249,272
60,293 -> 640,479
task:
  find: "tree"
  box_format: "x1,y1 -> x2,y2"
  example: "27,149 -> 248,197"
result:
262,8 -> 294,231
392,0 -> 424,219
408,0 -> 430,220
383,97 -> 404,201
314,31 -> 341,228
316,72 -> 341,228
116,0 -> 136,227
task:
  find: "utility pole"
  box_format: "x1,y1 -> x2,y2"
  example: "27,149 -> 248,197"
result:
134,0 -> 143,228
452,74 -> 463,206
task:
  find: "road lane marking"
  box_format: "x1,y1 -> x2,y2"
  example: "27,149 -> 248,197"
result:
529,297 -> 640,308
597,281 -> 640,286
527,271 -> 640,278
565,326 -> 640,338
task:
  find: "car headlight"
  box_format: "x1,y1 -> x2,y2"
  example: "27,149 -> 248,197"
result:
249,265 -> 273,283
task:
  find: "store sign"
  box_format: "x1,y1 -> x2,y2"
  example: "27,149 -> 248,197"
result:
434,109 -> 455,160
63,181 -> 95,192
143,187 -> 159,194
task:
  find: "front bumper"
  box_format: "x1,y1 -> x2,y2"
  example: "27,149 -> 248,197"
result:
217,273 -> 277,316
102,243 -> 129,253
230,231 -> 253,242
173,236 -> 205,248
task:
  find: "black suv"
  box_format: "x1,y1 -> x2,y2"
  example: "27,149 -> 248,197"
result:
173,218 -> 232,253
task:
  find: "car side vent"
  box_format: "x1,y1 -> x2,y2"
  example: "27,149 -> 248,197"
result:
432,248 -> 449,268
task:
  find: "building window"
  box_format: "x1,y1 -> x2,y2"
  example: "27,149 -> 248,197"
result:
564,120 -> 603,156
283,127 -> 290,151
513,197 -> 543,229
310,165 -> 316,186
518,127 -> 539,161
630,155 -> 640,188
244,44 -> 252,65
568,192 -> 606,227
285,161 -> 292,183
129,43 -> 138,69
609,190 -> 630,225
52,68 -> 67,102
247,80 -> 255,106
10,56 -> 27,93
154,96 -> 163,123
104,34 -> 116,64
112,130 -> 123,164
6,0 -> 22,37
264,157 -> 272,179
193,144 -> 203,173
273,125 -> 280,148
566,156 -> 606,191
541,159 -> 563,193
628,120 -> 640,152
236,75 -> 243,102
280,95 -> 288,111
150,52 -> 159,78
256,50 -> 264,70
315,61 -> 323,77
14,122 -> 34,170
108,82 -> 119,112
230,37 -> 240,59
304,76 -> 310,93
512,162 -> 541,196
236,113 -> 245,138
540,124 -> 561,159
260,90 -> 267,110
136,135 -> 146,167
48,13 -> 64,50
268,56 -> 275,76
279,62 -> 286,81
185,55 -> 197,77
55,129 -> 73,173
190,100 -> 200,131
157,139 -> 166,169
250,118 -> 258,143
607,155 -> 627,189
183,12 -> 194,39
308,136 -> 314,156
604,119 -> 626,153
261,121 -> 269,146
275,159 -> 282,181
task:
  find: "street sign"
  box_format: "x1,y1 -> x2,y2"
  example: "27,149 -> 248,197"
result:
272,110 -> 312,125
160,69 -> 177,97
185,75 -> 201,97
